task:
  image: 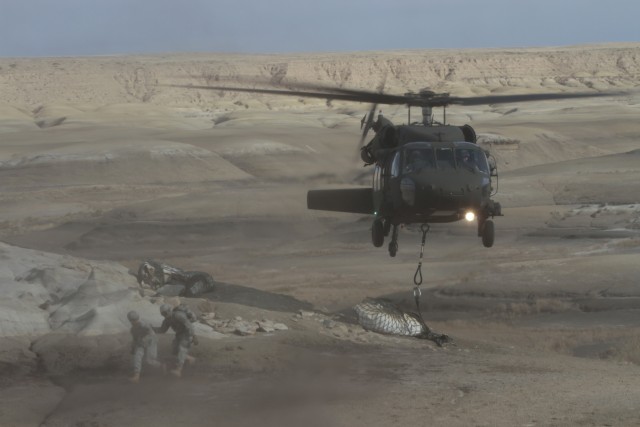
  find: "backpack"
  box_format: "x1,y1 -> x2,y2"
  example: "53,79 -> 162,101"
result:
173,304 -> 197,323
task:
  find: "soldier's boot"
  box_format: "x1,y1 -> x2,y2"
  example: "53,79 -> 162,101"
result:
129,373 -> 141,383
185,355 -> 196,365
169,368 -> 182,378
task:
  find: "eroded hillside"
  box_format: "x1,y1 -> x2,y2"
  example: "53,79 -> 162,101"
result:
1,44 -> 638,110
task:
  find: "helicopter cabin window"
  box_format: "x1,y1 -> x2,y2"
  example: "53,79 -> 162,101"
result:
403,148 -> 435,173
390,152 -> 401,177
435,148 -> 455,169
373,165 -> 382,191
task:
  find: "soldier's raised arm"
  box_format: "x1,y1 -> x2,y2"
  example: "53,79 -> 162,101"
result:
154,317 -> 170,334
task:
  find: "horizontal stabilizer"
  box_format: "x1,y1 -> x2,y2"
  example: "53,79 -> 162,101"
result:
307,188 -> 373,214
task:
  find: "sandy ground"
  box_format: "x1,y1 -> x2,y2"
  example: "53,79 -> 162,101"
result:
1,45 -> 640,426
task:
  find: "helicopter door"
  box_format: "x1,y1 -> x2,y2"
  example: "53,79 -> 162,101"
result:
387,152 -> 402,209
372,164 -> 383,213
372,152 -> 400,215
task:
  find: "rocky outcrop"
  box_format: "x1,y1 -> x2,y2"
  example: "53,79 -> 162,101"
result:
0,242 -> 161,375
0,242 -> 152,338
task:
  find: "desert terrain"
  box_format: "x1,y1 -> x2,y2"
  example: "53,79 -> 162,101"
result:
1,44 -> 640,426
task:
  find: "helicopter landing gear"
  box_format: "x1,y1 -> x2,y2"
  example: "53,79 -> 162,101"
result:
481,219 -> 495,248
383,219 -> 392,237
388,224 -> 399,257
372,218 -> 385,247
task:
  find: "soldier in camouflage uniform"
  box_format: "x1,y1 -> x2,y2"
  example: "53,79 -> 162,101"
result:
155,304 -> 197,377
127,310 -> 163,383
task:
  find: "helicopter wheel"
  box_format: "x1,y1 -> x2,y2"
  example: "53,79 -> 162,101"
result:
388,224 -> 399,257
388,241 -> 398,257
481,220 -> 495,248
372,219 -> 385,247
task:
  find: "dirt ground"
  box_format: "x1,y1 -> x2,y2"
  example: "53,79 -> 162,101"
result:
1,48 -> 640,426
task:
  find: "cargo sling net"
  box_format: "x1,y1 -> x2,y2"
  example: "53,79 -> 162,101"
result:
354,298 -> 449,346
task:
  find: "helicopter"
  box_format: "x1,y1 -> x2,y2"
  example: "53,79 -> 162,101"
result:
170,81 -> 621,257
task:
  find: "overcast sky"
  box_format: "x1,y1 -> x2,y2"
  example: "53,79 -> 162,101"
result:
1,0 -> 638,57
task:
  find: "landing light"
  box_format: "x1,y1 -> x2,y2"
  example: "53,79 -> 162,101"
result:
464,211 -> 476,222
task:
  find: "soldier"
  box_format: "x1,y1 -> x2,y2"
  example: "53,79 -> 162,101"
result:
127,310 -> 162,383
155,304 -> 198,377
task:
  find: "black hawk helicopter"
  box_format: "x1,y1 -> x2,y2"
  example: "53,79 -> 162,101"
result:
170,81 -> 619,257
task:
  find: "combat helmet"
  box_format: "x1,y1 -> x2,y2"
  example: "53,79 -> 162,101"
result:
159,304 -> 173,316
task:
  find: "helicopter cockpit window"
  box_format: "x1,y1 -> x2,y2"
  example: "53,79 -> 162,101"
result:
435,148 -> 455,169
455,148 -> 489,173
476,151 -> 490,173
403,149 -> 434,174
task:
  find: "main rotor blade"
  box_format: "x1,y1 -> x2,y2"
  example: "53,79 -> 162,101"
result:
447,91 -> 627,106
166,83 -> 409,105
271,79 -> 627,106
167,82 -> 627,108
